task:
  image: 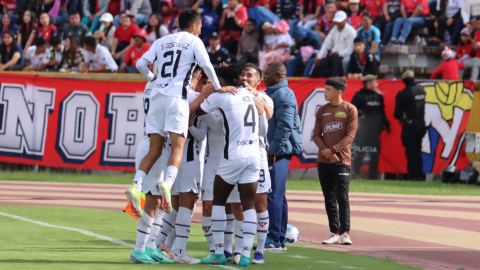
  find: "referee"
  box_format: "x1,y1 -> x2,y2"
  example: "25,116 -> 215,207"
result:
313,77 -> 358,245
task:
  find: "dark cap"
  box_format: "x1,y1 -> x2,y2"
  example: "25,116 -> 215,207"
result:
209,32 -> 219,39
402,70 -> 415,79
362,74 -> 376,82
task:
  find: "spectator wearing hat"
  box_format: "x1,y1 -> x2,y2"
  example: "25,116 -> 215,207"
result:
356,12 -> 381,60
82,0 -> 110,33
207,32 -> 232,67
456,28 -> 472,61
62,10 -> 89,45
286,23 -> 322,77
426,0 -> 463,46
81,35 -> 118,72
315,1 -> 336,40
346,0 -> 363,30
351,74 -> 390,180
258,21 -> 293,70
111,11 -> 139,62
312,11 -> 356,77
118,28 -> 150,73
47,34 -> 65,70
219,0 -> 248,55
430,47 -> 464,80
346,36 -> 379,78
23,37 -> 50,71
113,0 -> 152,27
394,70 -> 426,181
236,18 -> 259,65
94,13 -> 116,50
291,0 -> 322,30
386,0 -> 430,45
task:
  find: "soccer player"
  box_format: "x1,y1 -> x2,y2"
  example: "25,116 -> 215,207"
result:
195,66 -> 262,267
128,10 -> 235,263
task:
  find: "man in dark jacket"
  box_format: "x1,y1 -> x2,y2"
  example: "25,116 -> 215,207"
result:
263,62 -> 304,250
351,75 -> 390,179
394,70 -> 427,181
286,26 -> 321,77
347,37 -> 379,78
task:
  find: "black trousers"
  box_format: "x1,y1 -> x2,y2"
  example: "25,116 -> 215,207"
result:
317,162 -> 351,234
352,149 -> 380,179
315,55 -> 343,78
401,124 -> 426,180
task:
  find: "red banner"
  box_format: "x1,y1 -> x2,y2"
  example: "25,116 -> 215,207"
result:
0,74 -> 473,174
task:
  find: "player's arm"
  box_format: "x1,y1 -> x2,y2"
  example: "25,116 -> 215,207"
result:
87,64 -> 107,73
195,92 -> 224,117
188,118 -> 207,141
312,108 -> 329,152
136,44 -> 157,81
331,106 -> 358,153
199,111 -> 224,132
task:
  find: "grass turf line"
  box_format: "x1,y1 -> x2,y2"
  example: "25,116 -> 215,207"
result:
0,204 -> 418,270
1,171 -> 479,196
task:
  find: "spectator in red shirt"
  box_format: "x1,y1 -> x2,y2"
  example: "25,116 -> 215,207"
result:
219,0 -> 248,55
118,29 -> 151,73
292,0 -> 322,30
360,0 -> 384,20
456,28 -> 472,61
347,0 -> 362,30
387,0 -> 429,44
37,12 -> 57,46
111,11 -> 139,62
242,0 -> 269,9
18,10 -> 37,54
315,1 -> 336,40
335,0 -> 349,10
431,47 -> 464,80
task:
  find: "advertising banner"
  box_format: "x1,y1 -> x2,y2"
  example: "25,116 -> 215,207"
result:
0,74 -> 473,173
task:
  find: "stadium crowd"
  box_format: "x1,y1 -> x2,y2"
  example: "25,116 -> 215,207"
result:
1,0 -> 479,78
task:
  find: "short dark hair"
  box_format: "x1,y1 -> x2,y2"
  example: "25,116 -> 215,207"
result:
83,36 -> 97,48
35,37 -> 47,47
69,9 -> 80,16
243,63 -> 262,79
50,34 -> 61,46
200,69 -> 207,79
246,19 -> 257,26
178,9 -> 201,30
193,65 -> 203,77
354,36 -> 365,44
362,12 -> 373,20
326,77 -> 347,93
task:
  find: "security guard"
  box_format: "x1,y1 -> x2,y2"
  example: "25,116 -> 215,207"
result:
393,71 -> 426,181
351,75 -> 390,179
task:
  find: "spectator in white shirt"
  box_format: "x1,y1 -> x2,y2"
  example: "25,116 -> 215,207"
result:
22,38 -> 50,71
80,36 -> 119,73
313,11 -> 356,77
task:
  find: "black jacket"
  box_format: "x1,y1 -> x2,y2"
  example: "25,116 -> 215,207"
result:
351,88 -> 390,131
347,50 -> 379,76
393,78 -> 426,127
276,0 -> 298,20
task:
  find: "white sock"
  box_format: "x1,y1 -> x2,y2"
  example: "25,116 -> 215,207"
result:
155,209 -> 177,251
256,211 -> 269,254
166,227 -> 176,251
234,219 -> 244,254
134,210 -> 154,251
146,210 -> 165,249
242,209 -> 257,258
224,213 -> 234,253
133,170 -> 146,190
202,215 -> 215,251
171,207 -> 193,256
164,165 -> 178,187
212,205 -> 226,255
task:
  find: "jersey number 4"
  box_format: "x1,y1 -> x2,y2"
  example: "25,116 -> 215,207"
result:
244,104 -> 256,133
161,50 -> 182,78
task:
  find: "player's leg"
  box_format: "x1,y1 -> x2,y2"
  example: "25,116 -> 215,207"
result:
126,142 -> 148,217
231,202 -> 244,264
201,175 -> 236,265
238,181 -> 259,267
155,195 -> 179,253
201,168 -> 216,257
224,203 -> 235,261
253,192 -> 268,264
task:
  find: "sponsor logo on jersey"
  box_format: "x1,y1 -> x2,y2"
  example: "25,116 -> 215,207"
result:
242,96 -> 252,102
237,139 -> 258,146
323,113 -> 331,116
324,122 -> 343,132
335,112 -> 347,118
155,83 -> 169,88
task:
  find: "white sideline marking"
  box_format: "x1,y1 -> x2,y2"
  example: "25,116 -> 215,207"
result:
288,255 -> 310,259
317,261 -> 336,264
341,266 -> 363,269
0,211 -> 242,269
0,211 -> 135,248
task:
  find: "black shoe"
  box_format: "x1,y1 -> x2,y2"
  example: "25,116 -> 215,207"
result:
264,238 -> 282,251
281,240 -> 287,251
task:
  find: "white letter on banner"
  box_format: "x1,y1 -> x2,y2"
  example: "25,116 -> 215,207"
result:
58,91 -> 99,160
102,93 -> 143,163
299,89 -> 328,160
0,83 -> 55,156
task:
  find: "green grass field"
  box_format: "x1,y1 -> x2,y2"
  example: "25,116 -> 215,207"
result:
0,204 -> 419,270
1,170 -> 479,196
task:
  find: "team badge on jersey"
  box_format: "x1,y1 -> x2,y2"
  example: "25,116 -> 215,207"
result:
335,112 -> 347,118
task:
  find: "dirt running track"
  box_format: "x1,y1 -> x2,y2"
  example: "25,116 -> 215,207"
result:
1,180 -> 479,270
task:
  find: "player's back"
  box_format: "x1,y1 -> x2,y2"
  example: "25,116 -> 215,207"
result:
150,32 -> 205,98
218,88 -> 260,160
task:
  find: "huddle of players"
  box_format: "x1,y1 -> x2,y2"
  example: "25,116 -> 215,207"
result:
125,9 -> 274,267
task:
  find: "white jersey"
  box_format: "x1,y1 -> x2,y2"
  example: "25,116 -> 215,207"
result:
138,81 -> 156,152
184,89 -> 208,163
142,31 -> 210,99
201,88 -> 260,160
199,110 -> 224,167
258,92 -> 273,157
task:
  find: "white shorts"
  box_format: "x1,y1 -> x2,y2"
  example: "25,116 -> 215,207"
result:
201,156 -> 221,201
135,146 -> 168,196
217,157 -> 260,185
172,161 -> 203,196
145,93 -> 189,138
